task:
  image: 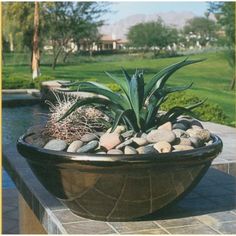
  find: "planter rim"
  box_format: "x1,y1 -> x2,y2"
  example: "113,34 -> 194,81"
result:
17,132 -> 223,164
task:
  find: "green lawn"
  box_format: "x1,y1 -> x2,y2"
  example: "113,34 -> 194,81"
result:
3,51 -> 235,124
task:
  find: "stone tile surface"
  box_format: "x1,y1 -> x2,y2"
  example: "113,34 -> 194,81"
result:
110,221 -> 159,233
166,224 -> 220,234
156,217 -> 202,228
63,221 -> 117,234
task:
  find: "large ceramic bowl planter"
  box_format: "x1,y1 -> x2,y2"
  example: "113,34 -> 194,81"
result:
17,132 -> 222,221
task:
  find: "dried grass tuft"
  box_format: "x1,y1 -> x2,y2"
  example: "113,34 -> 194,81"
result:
43,91 -> 109,142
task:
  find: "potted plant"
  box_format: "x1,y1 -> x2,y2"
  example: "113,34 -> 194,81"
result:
17,58 -> 223,221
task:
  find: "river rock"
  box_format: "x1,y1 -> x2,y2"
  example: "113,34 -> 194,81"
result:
189,137 -> 204,148
173,122 -> 188,131
44,139 -> 67,151
107,149 -> 123,155
100,133 -> 122,150
178,138 -> 192,146
25,133 -> 47,147
172,129 -> 189,138
173,145 -> 194,151
136,145 -> 156,154
121,130 -> 134,139
96,151 -> 107,154
76,140 -> 98,153
158,122 -> 172,131
116,138 -> 134,149
106,125 -> 126,134
191,119 -> 204,128
141,133 -> 147,139
186,129 -> 211,142
67,140 -> 83,152
80,133 -> 98,142
153,141 -> 172,153
146,129 -> 176,143
132,137 -> 148,146
124,146 -> 137,154
191,125 -> 203,130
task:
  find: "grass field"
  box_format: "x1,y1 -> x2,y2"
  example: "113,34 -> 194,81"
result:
3,51 -> 235,124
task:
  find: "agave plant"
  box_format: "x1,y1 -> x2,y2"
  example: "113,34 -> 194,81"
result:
58,58 -> 206,133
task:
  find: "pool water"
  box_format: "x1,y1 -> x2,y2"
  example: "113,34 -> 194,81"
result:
3,103 -> 48,188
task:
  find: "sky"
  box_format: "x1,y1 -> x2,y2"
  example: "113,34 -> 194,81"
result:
106,1 -> 209,23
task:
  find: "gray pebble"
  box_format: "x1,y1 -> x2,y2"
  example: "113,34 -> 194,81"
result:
96,151 -> 107,154
146,129 -> 176,143
121,130 -> 134,138
191,119 -> 204,128
132,137 -> 148,146
189,137 -> 204,148
107,149 -> 123,154
124,146 -> 137,154
76,140 -> 98,153
172,129 -> 189,138
80,133 -> 98,142
116,139 -> 133,149
136,145 -> 156,154
173,122 -> 188,131
67,140 -> 83,152
44,139 -> 67,151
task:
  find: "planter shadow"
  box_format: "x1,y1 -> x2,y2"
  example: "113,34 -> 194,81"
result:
17,133 -> 223,221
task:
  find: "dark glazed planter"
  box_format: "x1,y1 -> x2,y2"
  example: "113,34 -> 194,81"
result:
17,133 -> 223,221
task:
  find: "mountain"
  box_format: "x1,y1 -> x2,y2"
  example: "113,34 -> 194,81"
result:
100,11 -> 196,40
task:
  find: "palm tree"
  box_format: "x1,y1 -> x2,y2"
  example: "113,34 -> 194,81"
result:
32,1 -> 40,79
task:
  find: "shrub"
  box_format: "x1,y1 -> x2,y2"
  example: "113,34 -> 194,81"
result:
161,91 -> 229,125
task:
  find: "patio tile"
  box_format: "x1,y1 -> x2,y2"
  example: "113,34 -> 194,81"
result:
156,216 -> 202,228
127,228 -> 169,234
63,221 -> 117,234
109,221 -> 159,233
53,209 -> 91,223
166,224 -> 220,234
208,221 -> 236,234
197,211 -> 236,225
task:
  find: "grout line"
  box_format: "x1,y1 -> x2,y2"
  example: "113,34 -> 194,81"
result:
62,220 -> 93,225
196,217 -> 223,235
106,222 -> 120,234
153,221 -> 171,234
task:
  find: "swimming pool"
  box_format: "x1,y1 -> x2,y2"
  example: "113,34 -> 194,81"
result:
3,101 -> 48,189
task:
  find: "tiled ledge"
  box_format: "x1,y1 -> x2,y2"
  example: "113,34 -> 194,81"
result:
3,139 -> 236,234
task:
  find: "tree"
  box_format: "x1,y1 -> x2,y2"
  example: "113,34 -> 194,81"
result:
32,2 -> 40,79
127,19 -> 178,53
44,2 -> 109,69
183,17 -> 218,47
208,2 -> 235,89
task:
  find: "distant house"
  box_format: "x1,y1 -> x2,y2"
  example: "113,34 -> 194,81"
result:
43,35 -> 128,53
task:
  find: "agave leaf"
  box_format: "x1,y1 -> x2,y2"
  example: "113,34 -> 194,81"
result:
77,82 -> 131,110
162,82 -> 193,95
58,97 -> 120,122
129,74 -> 141,128
111,109 -> 125,132
137,71 -> 145,109
105,71 -> 129,97
121,67 -> 131,82
144,58 -> 206,99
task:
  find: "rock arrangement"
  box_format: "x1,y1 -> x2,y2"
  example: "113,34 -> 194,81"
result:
40,117 -> 213,155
